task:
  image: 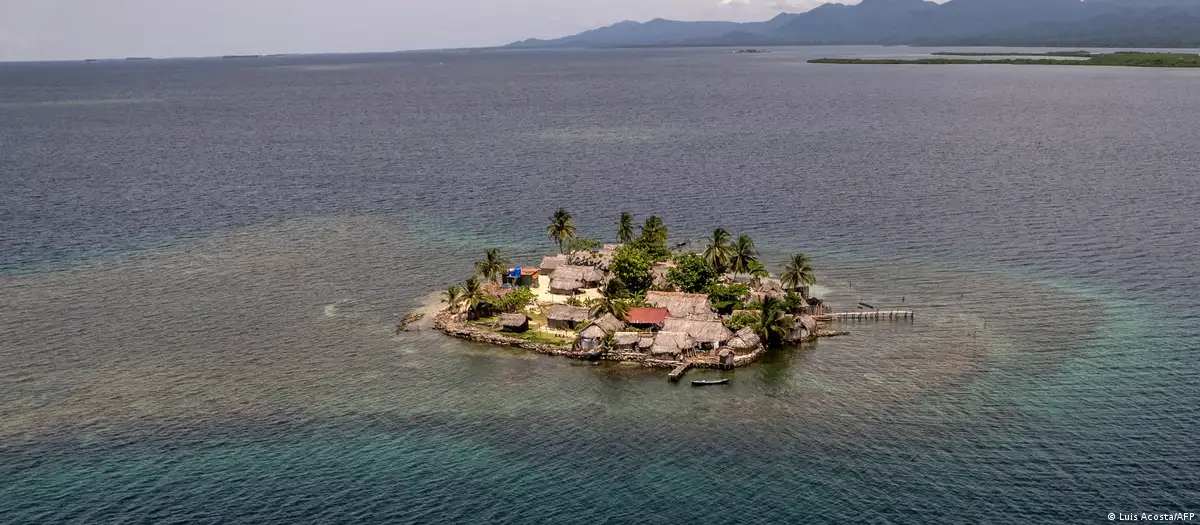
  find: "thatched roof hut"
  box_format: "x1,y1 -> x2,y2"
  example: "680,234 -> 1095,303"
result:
661,318 -> 733,345
749,278 -> 786,304
651,331 -> 694,358
718,348 -> 735,366
637,336 -> 654,351
788,315 -> 818,342
552,265 -> 604,287
546,304 -> 591,329
498,313 -> 530,333
578,324 -> 607,351
540,255 -> 568,272
725,327 -> 761,352
579,324 -> 606,340
646,291 -> 717,321
592,314 -> 626,334
613,332 -> 642,348
549,278 -> 583,295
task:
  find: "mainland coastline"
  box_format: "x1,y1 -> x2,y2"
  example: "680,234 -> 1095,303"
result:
808,51 -> 1200,68
412,209 -> 875,379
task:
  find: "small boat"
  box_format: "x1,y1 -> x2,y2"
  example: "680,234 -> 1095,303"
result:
691,379 -> 730,386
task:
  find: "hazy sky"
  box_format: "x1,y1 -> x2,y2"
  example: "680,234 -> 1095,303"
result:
0,0 -> 860,61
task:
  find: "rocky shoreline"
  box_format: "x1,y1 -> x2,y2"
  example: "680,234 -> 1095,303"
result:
430,308 -> 837,371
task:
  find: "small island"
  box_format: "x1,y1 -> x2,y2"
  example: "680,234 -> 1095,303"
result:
809,51 -> 1200,68
423,210 -> 872,380
732,49 -> 772,54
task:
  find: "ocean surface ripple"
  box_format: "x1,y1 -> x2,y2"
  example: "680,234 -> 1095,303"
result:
1,48 -> 1197,524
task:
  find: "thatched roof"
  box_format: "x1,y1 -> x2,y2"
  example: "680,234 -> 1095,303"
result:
483,282 -> 513,298
662,318 -> 733,344
549,278 -> 583,293
731,309 -> 760,319
726,327 -> 761,351
718,348 -> 734,358
651,332 -> 693,356
756,278 -> 786,296
578,324 -> 607,340
650,262 -> 676,290
798,315 -> 817,333
638,336 -> 654,349
499,313 -> 529,328
553,265 -> 605,284
592,314 -> 625,334
540,255 -> 567,271
646,291 -> 717,321
788,315 -> 818,342
613,332 -> 642,346
547,304 -> 591,323
568,251 -> 602,267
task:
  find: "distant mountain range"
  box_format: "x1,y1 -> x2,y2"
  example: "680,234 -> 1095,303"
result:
506,0 -> 1200,49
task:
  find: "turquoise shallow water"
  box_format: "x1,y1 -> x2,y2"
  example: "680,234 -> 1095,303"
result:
1,48 -> 1198,523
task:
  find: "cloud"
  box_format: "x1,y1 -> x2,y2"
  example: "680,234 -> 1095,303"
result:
719,0 -> 751,6
768,1 -> 823,10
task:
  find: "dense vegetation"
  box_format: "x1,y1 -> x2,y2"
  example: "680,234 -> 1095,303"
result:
931,51 -> 1092,57
809,52 -> 1200,68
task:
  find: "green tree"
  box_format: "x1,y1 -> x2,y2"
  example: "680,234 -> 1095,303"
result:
639,216 -> 668,248
703,228 -> 733,274
546,208 -> 577,253
588,296 -> 645,320
706,282 -> 750,314
727,311 -> 760,332
746,260 -> 770,286
753,297 -> 794,348
442,285 -> 464,319
461,276 -> 485,320
497,288 -> 535,313
566,237 -> 602,253
782,292 -> 806,314
617,212 -> 636,244
729,234 -> 760,276
780,253 -> 816,294
610,245 -> 655,295
474,248 -> 509,284
666,253 -> 717,293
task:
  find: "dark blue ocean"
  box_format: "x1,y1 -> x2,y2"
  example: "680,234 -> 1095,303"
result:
1,47 -> 1197,524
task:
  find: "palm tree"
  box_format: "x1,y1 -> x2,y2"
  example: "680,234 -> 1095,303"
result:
617,212 -> 636,244
703,228 -> 733,274
546,208 -> 577,253
780,253 -> 815,295
589,297 -> 630,319
460,276 -> 484,320
442,285 -> 464,319
753,297 -> 794,348
729,234 -> 760,276
475,248 -> 509,284
640,216 -> 668,246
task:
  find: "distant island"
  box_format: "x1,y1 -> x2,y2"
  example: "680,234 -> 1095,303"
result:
809,51 -> 1200,67
407,210 -> 910,381
732,49 -> 772,54
503,0 -> 1200,49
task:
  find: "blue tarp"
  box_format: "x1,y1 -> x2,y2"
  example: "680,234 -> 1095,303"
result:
508,267 -> 521,278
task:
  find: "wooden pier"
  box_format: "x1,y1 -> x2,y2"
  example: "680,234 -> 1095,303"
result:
820,310 -> 914,321
668,362 -> 693,382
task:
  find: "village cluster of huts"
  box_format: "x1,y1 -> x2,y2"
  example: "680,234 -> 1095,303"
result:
490,246 -> 819,367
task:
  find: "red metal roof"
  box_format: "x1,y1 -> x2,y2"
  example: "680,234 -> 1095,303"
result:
625,308 -> 670,325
